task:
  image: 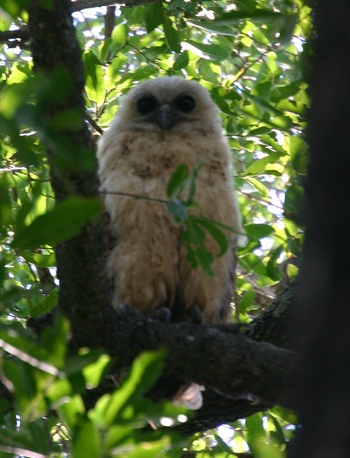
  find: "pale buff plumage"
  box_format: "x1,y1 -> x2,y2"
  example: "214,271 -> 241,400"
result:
97,76 -> 244,324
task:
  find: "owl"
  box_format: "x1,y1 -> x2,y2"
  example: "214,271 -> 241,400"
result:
97,76 -> 244,324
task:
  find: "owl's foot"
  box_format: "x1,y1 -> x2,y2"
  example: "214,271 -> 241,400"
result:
151,306 -> 172,322
187,304 -> 203,324
119,303 -> 140,318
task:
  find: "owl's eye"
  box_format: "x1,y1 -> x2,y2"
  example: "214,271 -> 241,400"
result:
137,96 -> 157,114
176,95 -> 195,113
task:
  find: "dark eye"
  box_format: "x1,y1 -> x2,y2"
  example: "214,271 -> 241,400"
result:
137,96 -> 157,114
176,95 -> 195,113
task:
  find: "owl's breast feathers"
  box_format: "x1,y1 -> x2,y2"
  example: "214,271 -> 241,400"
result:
97,76 -> 245,324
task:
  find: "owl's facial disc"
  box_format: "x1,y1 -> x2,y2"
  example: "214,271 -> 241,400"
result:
136,94 -> 196,131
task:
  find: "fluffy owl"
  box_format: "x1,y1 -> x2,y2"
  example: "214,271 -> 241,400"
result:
97,76 -> 244,324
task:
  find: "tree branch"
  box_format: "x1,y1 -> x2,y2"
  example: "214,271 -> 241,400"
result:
106,314 -> 301,409
81,284 -> 300,433
0,28 -> 30,46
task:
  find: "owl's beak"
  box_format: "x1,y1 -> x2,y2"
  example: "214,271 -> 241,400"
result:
155,104 -> 178,130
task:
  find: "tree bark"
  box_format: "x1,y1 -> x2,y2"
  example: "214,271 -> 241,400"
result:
27,0 -> 112,350
82,285 -> 300,434
290,1 -> 350,457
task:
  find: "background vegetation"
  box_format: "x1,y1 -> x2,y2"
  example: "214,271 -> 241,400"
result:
0,0 -> 311,456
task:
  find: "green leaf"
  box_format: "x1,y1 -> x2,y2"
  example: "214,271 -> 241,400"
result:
266,257 -> 283,281
289,136 -> 308,175
186,161 -> 205,204
95,350 -> 166,427
279,14 -> 298,45
0,327 -> 58,369
0,176 -> 12,228
188,20 -> 241,36
102,23 -> 128,61
65,350 -> 109,380
246,412 -> 266,456
194,246 -> 214,276
286,263 -> 299,279
0,0 -> 29,17
72,417 -> 100,458
166,164 -> 189,198
182,218 -> 214,276
81,353 -> 111,388
12,197 -> 102,249
29,288 -> 58,317
84,50 -> 105,104
166,199 -> 188,222
245,224 -> 275,239
246,177 -> 269,196
173,51 -> 189,70
195,217 -> 229,257
163,16 -> 181,53
213,10 -> 291,26
145,2 -> 164,33
284,183 -> 305,222
186,40 -> 229,60
238,289 -> 256,313
3,359 -> 37,406
111,23 -> 127,50
245,156 -> 273,175
21,251 -> 56,268
58,396 -> 85,430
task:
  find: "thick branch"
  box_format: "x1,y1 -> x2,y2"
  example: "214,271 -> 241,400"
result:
78,283 -> 298,432
102,313 -> 301,411
77,301 -> 300,434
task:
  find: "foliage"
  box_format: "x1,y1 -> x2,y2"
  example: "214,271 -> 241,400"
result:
0,0 -> 311,456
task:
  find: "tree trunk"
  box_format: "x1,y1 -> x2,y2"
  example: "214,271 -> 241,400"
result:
290,1 -> 350,456
27,0 -> 113,349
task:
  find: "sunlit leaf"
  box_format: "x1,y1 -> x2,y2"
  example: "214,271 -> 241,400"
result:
95,350 -> 166,427
238,289 -> 256,313
246,177 -> 269,195
58,395 -> 86,430
72,417 -> 100,458
84,50 -> 105,105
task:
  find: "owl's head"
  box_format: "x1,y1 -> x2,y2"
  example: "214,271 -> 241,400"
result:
111,76 -> 222,135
